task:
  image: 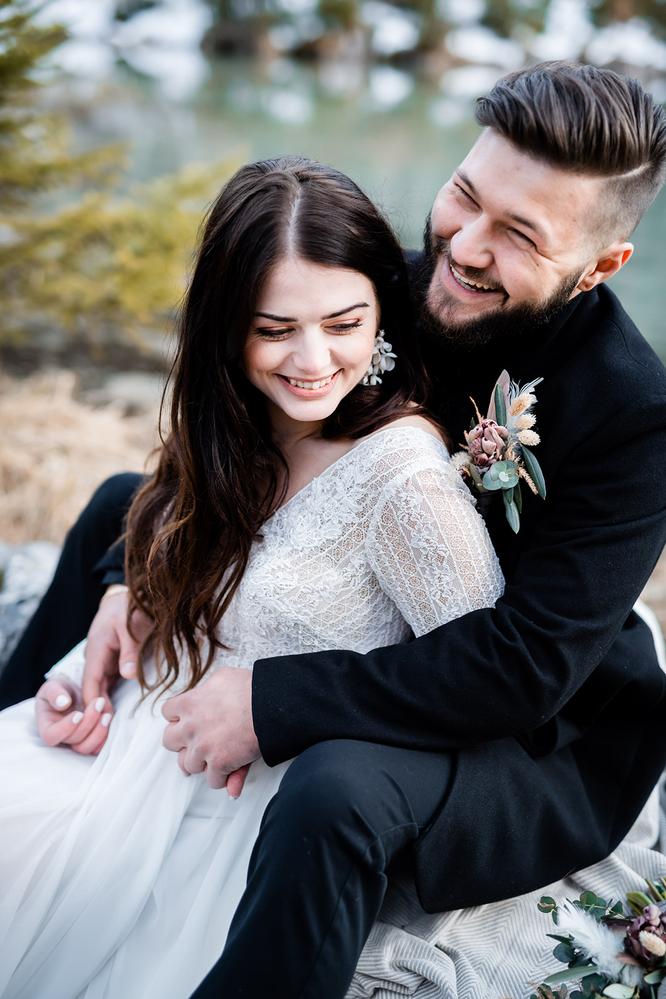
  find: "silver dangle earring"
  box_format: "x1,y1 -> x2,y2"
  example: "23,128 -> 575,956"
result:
362,329 -> 397,386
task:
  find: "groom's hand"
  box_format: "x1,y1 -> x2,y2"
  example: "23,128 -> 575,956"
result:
82,586 -> 153,711
161,668 -> 259,793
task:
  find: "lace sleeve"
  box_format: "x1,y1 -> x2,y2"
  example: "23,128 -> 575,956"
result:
365,458 -> 504,637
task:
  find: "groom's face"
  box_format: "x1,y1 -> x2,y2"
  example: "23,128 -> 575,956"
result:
425,129 -> 608,344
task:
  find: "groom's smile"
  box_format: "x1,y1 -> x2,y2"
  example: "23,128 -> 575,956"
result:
435,243 -> 507,301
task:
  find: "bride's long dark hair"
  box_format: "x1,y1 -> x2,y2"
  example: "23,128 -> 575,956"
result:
126,156 -> 434,694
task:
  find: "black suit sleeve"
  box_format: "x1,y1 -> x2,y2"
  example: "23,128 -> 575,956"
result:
252,401 -> 666,765
94,538 -> 126,587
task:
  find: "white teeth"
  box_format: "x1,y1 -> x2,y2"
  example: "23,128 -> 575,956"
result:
450,263 -> 495,292
286,374 -> 335,390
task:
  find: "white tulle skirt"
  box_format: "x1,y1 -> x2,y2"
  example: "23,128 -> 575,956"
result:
0,643 -> 289,999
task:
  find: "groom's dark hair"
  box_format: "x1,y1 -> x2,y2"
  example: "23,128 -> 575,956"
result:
475,61 -> 666,242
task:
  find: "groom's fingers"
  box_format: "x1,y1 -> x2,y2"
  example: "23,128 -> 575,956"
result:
161,693 -> 182,723
181,746 -> 207,776
177,748 -> 195,776
225,765 -> 250,799
163,717 -> 185,753
82,634 -> 118,705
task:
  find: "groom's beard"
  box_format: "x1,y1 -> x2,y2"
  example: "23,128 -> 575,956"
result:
417,220 -> 582,349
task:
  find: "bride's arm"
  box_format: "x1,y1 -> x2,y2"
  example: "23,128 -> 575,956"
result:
363,460 -> 503,638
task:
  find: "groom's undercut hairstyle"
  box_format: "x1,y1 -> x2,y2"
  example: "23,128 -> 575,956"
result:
475,61 -> 666,244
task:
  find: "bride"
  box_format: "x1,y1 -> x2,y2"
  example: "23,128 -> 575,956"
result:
0,156 -> 502,998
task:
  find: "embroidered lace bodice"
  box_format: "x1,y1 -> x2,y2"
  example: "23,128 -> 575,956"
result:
212,425 -> 503,668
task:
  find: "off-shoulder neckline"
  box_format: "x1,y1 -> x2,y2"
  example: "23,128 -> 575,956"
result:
268,424 -> 449,522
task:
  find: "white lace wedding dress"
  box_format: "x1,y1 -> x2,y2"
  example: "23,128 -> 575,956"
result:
0,425 -> 503,999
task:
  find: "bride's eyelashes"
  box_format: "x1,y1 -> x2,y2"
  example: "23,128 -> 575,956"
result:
327,319 -> 364,334
253,319 -> 364,339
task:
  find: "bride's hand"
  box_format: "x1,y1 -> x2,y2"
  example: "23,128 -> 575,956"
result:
35,678 -> 112,755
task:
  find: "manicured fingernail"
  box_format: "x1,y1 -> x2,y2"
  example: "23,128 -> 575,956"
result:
71,711 -> 84,724
55,693 -> 71,709
101,713 -> 112,728
94,697 -> 105,712
120,661 -> 136,678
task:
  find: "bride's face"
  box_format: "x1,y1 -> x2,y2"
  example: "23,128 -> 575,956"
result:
243,256 -> 379,432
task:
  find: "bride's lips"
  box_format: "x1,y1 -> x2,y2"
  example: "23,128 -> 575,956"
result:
438,254 -> 504,302
277,370 -> 342,399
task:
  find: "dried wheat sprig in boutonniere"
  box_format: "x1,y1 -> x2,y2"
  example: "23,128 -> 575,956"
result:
452,370 -> 546,533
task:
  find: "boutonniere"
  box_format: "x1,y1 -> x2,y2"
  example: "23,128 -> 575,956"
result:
452,370 -> 546,534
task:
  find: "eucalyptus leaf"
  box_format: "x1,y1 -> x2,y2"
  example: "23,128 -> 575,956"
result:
503,491 -> 521,533
601,985 -> 638,998
578,893 -> 609,920
543,965 -> 598,987
581,973 -> 607,992
553,942 -> 575,963
482,472 -> 504,492
494,382 -> 507,427
484,460 -> 519,492
522,445 -> 547,498
539,897 -> 558,914
644,970 -> 665,984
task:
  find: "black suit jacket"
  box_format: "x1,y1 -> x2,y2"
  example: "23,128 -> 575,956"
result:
252,273 -> 666,911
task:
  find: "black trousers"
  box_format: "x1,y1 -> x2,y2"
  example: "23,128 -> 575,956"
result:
0,475 -> 455,999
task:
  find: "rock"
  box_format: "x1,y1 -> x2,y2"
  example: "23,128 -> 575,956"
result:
83,371 -> 165,416
0,542 -> 60,674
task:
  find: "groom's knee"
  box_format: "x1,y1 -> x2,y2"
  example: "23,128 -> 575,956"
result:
83,473 -> 144,531
270,740 -> 421,856
71,473 -> 144,548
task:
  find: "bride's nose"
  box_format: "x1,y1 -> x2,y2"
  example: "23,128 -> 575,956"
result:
291,329 -> 331,375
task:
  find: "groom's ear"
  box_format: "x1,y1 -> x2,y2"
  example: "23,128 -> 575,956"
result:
576,241 -> 634,292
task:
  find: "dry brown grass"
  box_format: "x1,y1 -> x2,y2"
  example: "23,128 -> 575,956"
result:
0,371 -> 158,543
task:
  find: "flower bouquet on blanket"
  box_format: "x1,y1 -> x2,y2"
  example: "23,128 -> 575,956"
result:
531,879 -> 666,999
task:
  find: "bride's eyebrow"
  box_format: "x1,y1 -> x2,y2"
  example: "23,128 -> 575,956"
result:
323,302 -> 370,319
255,303 -> 370,322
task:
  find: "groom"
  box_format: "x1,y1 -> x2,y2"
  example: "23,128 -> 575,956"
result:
2,62 -> 666,997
